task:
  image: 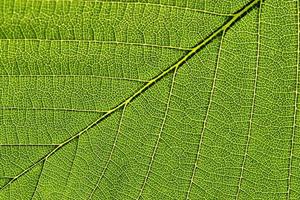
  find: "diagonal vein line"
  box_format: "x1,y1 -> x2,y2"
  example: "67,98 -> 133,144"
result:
0,0 -> 260,191
0,39 -> 191,51
30,160 -> 45,200
136,66 -> 178,200
0,111 -> 113,191
88,104 -> 127,200
185,30 -> 225,200
62,137 -> 79,198
235,1 -> 262,199
287,1 -> 300,199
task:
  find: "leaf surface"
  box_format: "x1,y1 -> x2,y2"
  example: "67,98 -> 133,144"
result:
0,0 -> 299,199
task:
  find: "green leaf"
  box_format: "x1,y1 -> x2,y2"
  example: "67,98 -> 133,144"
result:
0,0 -> 299,199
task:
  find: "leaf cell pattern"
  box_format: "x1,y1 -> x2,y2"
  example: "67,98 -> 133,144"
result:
0,0 -> 300,199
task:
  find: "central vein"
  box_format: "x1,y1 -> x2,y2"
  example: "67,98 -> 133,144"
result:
0,0 -> 261,191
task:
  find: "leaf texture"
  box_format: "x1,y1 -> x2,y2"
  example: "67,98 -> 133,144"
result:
0,0 -> 300,199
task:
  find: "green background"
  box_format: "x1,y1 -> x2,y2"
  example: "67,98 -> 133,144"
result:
0,0 -> 299,199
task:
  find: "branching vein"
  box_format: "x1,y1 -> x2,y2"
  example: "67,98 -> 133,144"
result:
0,0 -> 260,192
137,66 -> 178,200
186,30 -> 225,200
30,160 -> 45,200
88,104 -> 127,200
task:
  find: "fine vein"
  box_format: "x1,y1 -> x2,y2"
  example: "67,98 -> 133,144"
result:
1,39 -> 191,51
0,0 -> 260,191
94,0 -> 234,17
235,1 -> 262,199
0,144 -> 59,147
30,160 -> 46,200
88,104 -> 127,200
287,1 -> 300,199
137,66 -> 178,200
186,30 -> 225,200
0,75 -> 148,83
0,107 -> 105,114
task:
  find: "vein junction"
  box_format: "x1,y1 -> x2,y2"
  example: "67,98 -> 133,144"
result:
0,0 -> 261,192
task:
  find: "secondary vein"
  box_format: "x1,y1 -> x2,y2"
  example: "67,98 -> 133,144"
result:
0,0 -> 260,191
137,66 -> 178,200
93,0 -> 234,17
30,160 -> 46,200
0,39 -> 191,51
0,107 -> 105,114
235,1 -> 262,199
287,1 -> 300,199
88,104 -> 127,200
0,75 -> 149,83
186,30 -> 225,200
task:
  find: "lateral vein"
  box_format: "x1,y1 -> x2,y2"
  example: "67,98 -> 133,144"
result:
137,66 -> 178,200
88,104 -> 127,200
0,107 -> 105,114
287,1 -> 300,199
0,0 -> 260,191
186,30 -> 225,200
0,39 -> 191,51
0,75 -> 149,83
235,1 -> 262,199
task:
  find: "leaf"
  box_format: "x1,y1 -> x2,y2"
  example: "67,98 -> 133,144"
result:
0,0 -> 299,199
